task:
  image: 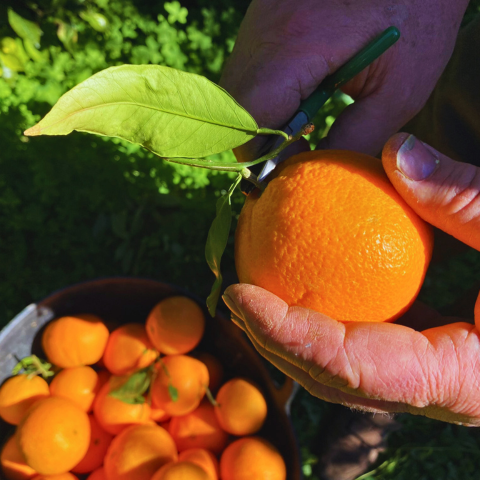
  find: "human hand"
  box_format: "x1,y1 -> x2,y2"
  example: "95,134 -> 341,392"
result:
220,0 -> 468,161
222,133 -> 480,426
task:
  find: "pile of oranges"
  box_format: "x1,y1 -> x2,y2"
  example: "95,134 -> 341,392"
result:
0,295 -> 287,480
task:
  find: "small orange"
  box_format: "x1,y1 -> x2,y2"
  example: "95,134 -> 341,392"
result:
49,366 -> 101,412
146,296 -> 205,355
214,378 -> 267,436
32,474 -> 79,480
151,356 -> 209,417
150,401 -> 171,423
220,437 -> 286,480
0,435 -> 37,480
235,150 -> 433,323
102,323 -> 158,376
103,424 -> 177,480
178,449 -> 219,480
93,376 -> 151,435
0,375 -> 50,425
16,396 -> 90,475
71,414 -> 113,474
41,314 -> 109,368
86,468 -> 106,480
169,401 -> 228,454
151,461 -> 211,480
196,353 -> 223,393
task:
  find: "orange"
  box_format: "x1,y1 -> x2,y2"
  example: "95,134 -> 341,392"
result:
220,437 -> 286,480
93,376 -> 151,435
168,401 -> 228,454
235,150 -> 434,323
103,424 -> 177,480
0,435 -> 37,480
196,353 -> 223,393
71,414 -> 113,474
41,314 -> 109,368
0,375 -> 50,425
86,468 -> 106,480
146,296 -> 205,355
32,474 -> 79,480
214,378 -> 267,436
150,401 -> 170,423
151,355 -> 209,417
151,461 -> 211,480
178,449 -> 219,480
49,366 -> 101,412
102,323 -> 158,376
16,396 -> 90,475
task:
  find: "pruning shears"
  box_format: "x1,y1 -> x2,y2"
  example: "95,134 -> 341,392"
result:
244,26 -> 400,193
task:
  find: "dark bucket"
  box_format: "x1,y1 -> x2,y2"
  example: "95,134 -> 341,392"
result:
0,277 -> 302,479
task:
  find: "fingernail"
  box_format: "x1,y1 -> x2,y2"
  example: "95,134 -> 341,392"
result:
222,294 -> 242,318
397,135 -> 439,181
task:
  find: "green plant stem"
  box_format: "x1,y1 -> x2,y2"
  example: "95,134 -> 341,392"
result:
163,123 -> 314,187
256,127 -> 289,140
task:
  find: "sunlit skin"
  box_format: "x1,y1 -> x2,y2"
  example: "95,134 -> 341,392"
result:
220,0 -> 469,160
223,134 -> 480,427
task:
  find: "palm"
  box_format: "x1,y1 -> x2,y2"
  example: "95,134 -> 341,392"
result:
224,283 -> 480,426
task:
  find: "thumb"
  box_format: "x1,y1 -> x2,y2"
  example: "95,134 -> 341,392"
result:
382,133 -> 480,251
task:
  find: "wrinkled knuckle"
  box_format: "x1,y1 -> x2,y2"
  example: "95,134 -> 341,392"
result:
441,164 -> 480,221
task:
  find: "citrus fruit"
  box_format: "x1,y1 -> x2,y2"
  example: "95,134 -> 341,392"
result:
214,378 -> 267,436
220,437 -> 286,480
169,401 -> 228,454
86,468 -> 106,480
178,448 -> 219,480
195,353 -> 223,393
146,296 -> 205,355
151,355 -> 209,416
0,375 -> 50,425
103,424 -> 177,480
102,323 -> 158,376
71,414 -> 113,474
49,366 -> 101,412
32,474 -> 79,480
16,396 -> 90,475
1,435 -> 37,480
235,150 -> 434,323
41,314 -> 109,368
151,461 -> 211,480
93,376 -> 151,435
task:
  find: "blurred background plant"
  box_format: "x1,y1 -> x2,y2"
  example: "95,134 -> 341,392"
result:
1,0 -> 480,478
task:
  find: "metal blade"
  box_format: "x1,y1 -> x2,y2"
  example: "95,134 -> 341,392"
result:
257,111 -> 309,182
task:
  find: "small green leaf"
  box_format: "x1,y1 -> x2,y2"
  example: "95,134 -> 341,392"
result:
23,39 -> 47,63
80,11 -> 109,32
24,65 -> 258,159
206,174 -> 242,316
8,9 -> 42,48
168,383 -> 179,402
109,369 -> 151,404
56,22 -> 78,54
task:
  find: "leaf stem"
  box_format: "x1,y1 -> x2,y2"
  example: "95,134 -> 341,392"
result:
163,122 -> 314,188
242,123 -> 315,169
256,128 -> 289,140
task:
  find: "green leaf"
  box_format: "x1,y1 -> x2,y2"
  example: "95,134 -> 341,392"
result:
108,369 -> 151,404
80,11 -> 109,33
206,174 -> 242,316
8,9 -> 42,48
24,65 -> 258,159
56,22 -> 78,54
168,384 -> 179,402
